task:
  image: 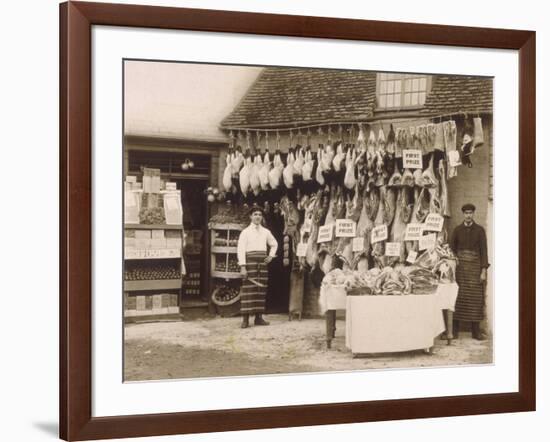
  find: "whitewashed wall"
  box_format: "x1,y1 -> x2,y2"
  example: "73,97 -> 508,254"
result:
124,60 -> 262,142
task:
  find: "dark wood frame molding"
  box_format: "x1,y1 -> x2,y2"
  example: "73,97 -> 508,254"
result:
60,2 -> 536,440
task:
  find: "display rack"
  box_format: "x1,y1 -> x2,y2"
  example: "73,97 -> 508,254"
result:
209,223 -> 245,280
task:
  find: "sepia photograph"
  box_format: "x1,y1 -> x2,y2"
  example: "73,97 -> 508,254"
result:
123,60 -> 493,381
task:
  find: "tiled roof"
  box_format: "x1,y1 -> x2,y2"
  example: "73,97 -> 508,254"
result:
220,67 -> 377,129
420,75 -> 493,116
221,69 -> 492,129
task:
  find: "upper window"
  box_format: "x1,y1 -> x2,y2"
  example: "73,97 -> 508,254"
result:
377,73 -> 431,110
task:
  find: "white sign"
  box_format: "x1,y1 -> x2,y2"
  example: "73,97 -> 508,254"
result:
317,224 -> 334,243
402,149 -> 423,169
335,219 -> 357,238
125,248 -> 180,259
406,250 -> 418,264
405,223 -> 423,241
352,237 -> 365,252
296,243 -> 307,257
423,213 -> 444,232
385,242 -> 401,257
418,233 -> 437,251
302,218 -> 312,233
448,150 -> 462,167
370,225 -> 388,243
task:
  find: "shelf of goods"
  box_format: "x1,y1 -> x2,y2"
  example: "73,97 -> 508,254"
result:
210,223 -> 245,279
124,223 -> 184,319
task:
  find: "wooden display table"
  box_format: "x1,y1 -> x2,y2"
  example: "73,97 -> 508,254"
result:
319,283 -> 459,350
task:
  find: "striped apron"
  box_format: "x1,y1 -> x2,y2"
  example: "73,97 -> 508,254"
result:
240,251 -> 268,314
454,250 -> 485,322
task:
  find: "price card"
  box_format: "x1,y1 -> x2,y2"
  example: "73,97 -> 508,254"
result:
352,237 -> 364,252
423,213 -> 444,232
335,219 -> 357,237
448,150 -> 462,167
317,224 -> 334,243
402,149 -> 423,169
302,218 -> 312,233
296,243 -> 307,257
405,223 -> 423,241
371,225 -> 388,243
418,233 -> 437,251
385,242 -> 401,257
406,250 -> 418,264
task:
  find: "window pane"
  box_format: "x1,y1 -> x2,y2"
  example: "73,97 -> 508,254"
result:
412,78 -> 420,91
387,81 -> 394,93
387,94 -> 394,108
404,79 -> 412,92
394,80 -> 402,93
379,94 -> 387,108
379,81 -> 387,94
393,94 -> 401,107
419,77 -> 427,91
411,92 -> 419,105
404,93 -> 411,106
418,92 -> 426,105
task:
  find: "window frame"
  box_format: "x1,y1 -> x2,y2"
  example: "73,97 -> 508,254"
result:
375,73 -> 432,111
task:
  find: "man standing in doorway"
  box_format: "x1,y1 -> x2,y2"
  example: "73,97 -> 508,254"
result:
237,207 -> 278,329
450,203 -> 490,340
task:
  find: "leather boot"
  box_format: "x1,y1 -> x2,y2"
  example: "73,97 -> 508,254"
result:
240,314 -> 249,329
452,320 -> 460,339
472,322 -> 487,340
254,314 -> 270,326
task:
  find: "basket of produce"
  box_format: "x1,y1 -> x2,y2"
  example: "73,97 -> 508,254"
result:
211,284 -> 241,317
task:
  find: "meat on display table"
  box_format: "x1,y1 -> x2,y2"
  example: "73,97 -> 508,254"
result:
319,283 -> 459,352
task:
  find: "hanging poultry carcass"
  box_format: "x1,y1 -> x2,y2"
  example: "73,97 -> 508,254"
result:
335,184 -> 363,269
222,149 -> 234,192
239,151 -> 252,195
315,145 -> 326,186
259,150 -> 271,191
302,147 -> 314,182
231,146 -> 244,175
268,150 -> 284,189
249,151 -> 262,196
293,145 -> 305,176
283,148 -> 295,189
343,145 -> 357,189
332,142 -> 345,172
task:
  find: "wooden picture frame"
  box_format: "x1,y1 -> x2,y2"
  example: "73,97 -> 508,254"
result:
60,1 -> 536,440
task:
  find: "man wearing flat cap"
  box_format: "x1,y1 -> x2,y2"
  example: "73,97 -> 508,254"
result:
450,203 -> 490,340
237,206 -> 278,329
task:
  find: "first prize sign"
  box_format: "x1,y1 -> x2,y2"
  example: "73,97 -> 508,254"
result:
405,223 -> 423,241
403,149 -> 423,169
317,224 -> 334,243
423,213 -> 444,232
371,225 -> 388,243
335,219 -> 356,238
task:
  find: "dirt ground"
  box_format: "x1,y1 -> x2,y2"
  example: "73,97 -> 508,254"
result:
124,314 -> 492,381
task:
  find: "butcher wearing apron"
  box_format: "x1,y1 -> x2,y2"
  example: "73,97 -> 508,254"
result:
237,207 -> 278,329
450,203 -> 490,340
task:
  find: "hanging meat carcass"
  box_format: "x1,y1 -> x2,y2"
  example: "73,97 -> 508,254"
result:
259,150 -> 271,191
390,187 -> 408,263
438,157 -> 451,217
352,186 -> 374,272
335,184 -> 363,269
249,151 -> 262,195
318,185 -> 345,274
388,162 -> 402,187
443,120 -> 458,179
268,150 -> 284,189
421,153 -> 438,188
297,191 -> 320,267
305,190 -> 330,269
283,148 -> 295,189
239,152 -> 252,195
371,186 -> 387,268
279,195 -> 300,257
382,185 -> 397,227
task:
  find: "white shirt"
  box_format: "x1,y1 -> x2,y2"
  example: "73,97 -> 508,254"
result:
237,223 -> 278,266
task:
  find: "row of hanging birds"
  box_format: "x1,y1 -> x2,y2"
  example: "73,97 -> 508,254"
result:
222,118 -> 484,197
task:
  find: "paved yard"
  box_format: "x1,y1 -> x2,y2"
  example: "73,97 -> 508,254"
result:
124,314 -> 492,381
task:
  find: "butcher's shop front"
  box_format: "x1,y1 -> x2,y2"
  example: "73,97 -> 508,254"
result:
124,63 -> 493,357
